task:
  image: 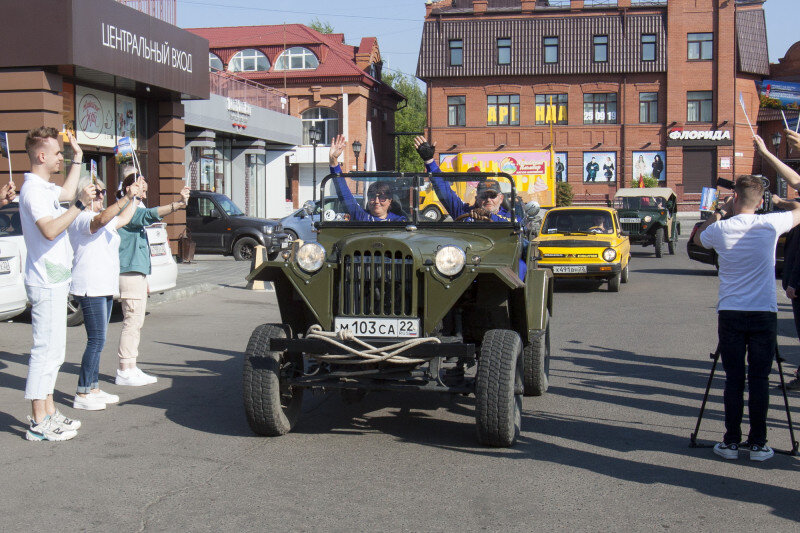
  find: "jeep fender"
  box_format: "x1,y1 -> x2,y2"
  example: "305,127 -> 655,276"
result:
232,229 -> 266,251
522,268 -> 553,338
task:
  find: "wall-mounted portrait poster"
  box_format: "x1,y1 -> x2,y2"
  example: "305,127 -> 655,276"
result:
554,152 -> 567,182
632,151 -> 666,183
583,152 -> 616,182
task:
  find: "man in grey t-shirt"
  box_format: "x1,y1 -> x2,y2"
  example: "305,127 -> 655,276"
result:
695,175 -> 800,461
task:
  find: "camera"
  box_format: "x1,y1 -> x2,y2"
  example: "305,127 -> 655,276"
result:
716,175 -> 773,214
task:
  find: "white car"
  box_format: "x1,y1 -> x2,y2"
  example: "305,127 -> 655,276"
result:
0,201 -> 178,326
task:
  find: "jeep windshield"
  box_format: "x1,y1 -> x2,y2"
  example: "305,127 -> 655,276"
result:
209,193 -> 245,216
614,196 -> 666,210
542,209 -> 614,235
319,172 -> 516,226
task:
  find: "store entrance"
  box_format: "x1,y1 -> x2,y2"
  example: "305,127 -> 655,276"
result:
682,148 -> 716,193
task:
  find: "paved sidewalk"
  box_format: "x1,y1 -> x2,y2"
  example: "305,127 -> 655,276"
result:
148,254 -> 263,307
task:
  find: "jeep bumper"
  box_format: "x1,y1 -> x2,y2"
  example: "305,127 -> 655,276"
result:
538,263 -> 622,278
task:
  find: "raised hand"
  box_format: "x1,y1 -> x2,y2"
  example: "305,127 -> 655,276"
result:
413,136 -> 436,163
786,129 -> 800,152
79,183 -> 96,205
66,130 -> 82,160
328,134 -> 346,166
125,180 -> 141,199
753,134 -> 768,155
179,186 -> 190,205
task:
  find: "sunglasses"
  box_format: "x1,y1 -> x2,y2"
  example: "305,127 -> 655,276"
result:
478,191 -> 499,200
368,192 -> 391,202
95,189 -> 107,197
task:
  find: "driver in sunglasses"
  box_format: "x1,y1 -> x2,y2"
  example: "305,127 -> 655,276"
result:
413,136 -> 511,223
328,135 -> 406,222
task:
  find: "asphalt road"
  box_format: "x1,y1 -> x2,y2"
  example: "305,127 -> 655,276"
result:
1,236 -> 799,532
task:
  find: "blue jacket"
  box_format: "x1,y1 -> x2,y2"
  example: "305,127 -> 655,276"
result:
424,160 -> 513,222
330,165 -> 406,222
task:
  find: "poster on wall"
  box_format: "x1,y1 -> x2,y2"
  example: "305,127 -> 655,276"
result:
76,86 -> 115,148
632,151 -> 666,183
200,157 -> 214,190
583,152 -> 616,182
554,152 -> 567,182
115,95 -> 137,149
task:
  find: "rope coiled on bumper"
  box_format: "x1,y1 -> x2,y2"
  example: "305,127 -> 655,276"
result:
305,324 -> 441,365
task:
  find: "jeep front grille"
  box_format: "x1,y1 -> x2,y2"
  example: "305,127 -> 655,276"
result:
339,250 -> 415,317
621,222 -> 640,234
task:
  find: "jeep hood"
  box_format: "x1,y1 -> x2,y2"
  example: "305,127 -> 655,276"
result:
333,229 -> 498,256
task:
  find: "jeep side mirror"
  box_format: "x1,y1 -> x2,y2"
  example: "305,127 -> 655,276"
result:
209,208 -> 221,219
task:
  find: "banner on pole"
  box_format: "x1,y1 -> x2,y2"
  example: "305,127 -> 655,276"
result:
0,131 -> 9,159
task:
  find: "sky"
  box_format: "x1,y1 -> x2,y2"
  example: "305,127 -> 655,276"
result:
176,0 -> 798,82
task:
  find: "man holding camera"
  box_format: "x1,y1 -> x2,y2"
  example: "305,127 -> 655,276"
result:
694,175 -> 800,461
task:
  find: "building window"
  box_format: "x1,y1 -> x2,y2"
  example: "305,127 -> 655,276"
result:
641,34 -> 656,62
228,48 -> 269,72
497,38 -> 511,65
543,36 -> 559,64
639,92 -> 658,123
275,47 -> 319,70
687,91 -> 713,123
688,33 -> 713,60
447,96 -> 466,127
209,52 -> 223,71
449,40 -> 463,66
301,107 -> 339,145
535,94 -> 568,125
487,95 -> 520,126
583,93 -> 617,124
593,35 -> 608,63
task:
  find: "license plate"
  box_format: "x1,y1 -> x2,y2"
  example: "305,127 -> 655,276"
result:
620,218 -> 640,224
150,243 -> 167,257
552,265 -> 587,274
334,317 -> 420,338
0,260 -> 10,274
281,240 -> 289,249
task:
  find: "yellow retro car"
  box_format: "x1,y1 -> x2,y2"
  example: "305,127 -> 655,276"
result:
535,206 -> 631,291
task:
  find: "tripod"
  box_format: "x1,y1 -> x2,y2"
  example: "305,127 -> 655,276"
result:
689,345 -> 799,456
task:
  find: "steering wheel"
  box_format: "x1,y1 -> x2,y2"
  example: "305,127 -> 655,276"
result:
454,208 -> 493,222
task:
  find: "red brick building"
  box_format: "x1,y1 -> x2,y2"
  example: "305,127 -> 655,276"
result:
188,24 -> 404,207
417,0 -> 770,209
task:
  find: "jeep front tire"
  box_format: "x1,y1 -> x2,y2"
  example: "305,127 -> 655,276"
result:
243,324 -> 303,436
476,329 -> 523,447
654,228 -> 664,258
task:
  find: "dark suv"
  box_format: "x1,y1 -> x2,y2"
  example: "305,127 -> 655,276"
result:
187,191 -> 288,261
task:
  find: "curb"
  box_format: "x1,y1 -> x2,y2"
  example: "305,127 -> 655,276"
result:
148,282 -> 219,307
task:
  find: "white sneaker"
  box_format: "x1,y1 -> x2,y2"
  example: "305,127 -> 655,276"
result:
26,416 -> 77,442
116,368 -> 157,386
73,393 -> 106,411
90,389 -> 119,404
52,410 -> 81,431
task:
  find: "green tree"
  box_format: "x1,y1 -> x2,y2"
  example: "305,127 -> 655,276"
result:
383,70 -> 427,172
556,182 -> 574,206
309,18 -> 334,34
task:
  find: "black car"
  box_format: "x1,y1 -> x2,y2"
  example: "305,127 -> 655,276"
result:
687,220 -> 786,273
186,191 -> 287,261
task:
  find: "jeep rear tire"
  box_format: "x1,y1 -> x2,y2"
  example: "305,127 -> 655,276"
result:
523,319 -> 550,397
668,236 -> 676,255
476,329 -> 523,447
608,272 -> 621,292
654,228 -> 664,258
233,236 -> 258,261
243,324 -> 303,436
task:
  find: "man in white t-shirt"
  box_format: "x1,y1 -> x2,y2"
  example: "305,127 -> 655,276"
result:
694,175 -> 800,461
18,127 -> 95,442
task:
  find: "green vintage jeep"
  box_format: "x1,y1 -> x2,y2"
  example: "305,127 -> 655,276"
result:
244,171 -> 554,447
613,187 -> 680,257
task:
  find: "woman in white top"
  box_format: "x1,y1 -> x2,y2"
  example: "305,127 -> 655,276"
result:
68,177 -> 140,411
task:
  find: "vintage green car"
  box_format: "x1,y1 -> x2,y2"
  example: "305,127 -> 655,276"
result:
613,187 -> 680,257
244,171 -> 554,447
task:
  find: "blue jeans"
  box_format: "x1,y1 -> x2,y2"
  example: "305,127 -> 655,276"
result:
24,284 -> 69,400
75,295 -> 113,394
717,311 -> 776,446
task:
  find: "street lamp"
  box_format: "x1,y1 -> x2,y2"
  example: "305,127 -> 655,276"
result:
309,126 -> 322,203
352,140 -> 362,171
772,131 -> 782,152
772,131 -> 786,197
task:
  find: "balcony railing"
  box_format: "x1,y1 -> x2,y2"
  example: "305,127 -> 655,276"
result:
117,0 -> 176,25
209,70 -> 289,115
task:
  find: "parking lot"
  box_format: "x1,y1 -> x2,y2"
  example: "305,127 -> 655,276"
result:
0,236 -> 798,531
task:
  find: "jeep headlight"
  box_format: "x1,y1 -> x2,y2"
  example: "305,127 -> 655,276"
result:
643,215 -> 652,223
434,245 -> 466,276
602,248 -> 617,262
296,242 -> 326,273
263,225 -> 274,235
